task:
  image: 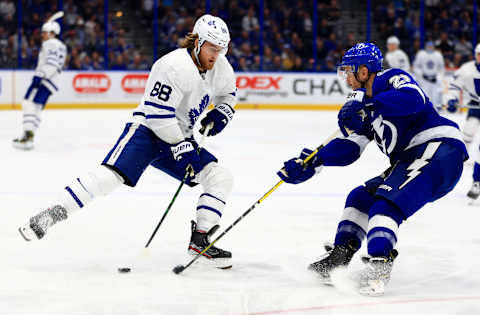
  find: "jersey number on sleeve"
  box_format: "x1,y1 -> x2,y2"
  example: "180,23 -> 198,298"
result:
150,82 -> 172,102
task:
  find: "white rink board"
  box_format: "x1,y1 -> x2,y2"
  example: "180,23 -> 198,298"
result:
0,70 -> 351,109
1,109 -> 480,315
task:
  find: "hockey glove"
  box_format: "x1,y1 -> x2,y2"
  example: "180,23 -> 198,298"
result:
338,89 -> 367,137
277,148 -> 323,184
171,140 -> 202,176
200,103 -> 235,136
446,99 -> 459,113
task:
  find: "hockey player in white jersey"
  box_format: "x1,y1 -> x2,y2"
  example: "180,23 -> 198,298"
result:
13,16 -> 67,150
18,14 -> 237,269
444,43 -> 480,200
384,36 -> 410,72
413,41 -> 445,108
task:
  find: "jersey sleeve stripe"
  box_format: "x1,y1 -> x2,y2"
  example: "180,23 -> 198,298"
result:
448,83 -> 462,90
133,111 -> 145,117
145,114 -> 176,119
144,101 -> 176,112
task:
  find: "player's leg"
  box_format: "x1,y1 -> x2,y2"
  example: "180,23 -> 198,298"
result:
462,104 -> 480,146
150,146 -> 234,268
19,123 -> 159,241
464,105 -> 480,199
190,162 -> 233,268
309,185 -> 373,281
13,84 -> 51,150
360,141 -> 464,296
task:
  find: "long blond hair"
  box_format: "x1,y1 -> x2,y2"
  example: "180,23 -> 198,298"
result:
180,33 -> 198,49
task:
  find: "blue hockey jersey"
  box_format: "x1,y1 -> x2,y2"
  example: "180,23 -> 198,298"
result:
318,68 -> 468,166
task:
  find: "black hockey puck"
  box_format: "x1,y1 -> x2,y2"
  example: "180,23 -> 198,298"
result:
172,265 -> 185,274
118,267 -> 131,273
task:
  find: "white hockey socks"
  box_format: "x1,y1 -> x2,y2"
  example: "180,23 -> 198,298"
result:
59,166 -> 124,214
194,163 -> 233,232
21,99 -> 42,132
463,117 -> 480,144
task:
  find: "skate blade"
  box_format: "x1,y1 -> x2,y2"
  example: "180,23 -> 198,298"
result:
18,226 -> 34,241
12,142 -> 34,150
188,249 -> 232,269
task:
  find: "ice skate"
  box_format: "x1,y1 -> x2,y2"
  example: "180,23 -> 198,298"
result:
188,221 -> 232,269
308,240 -> 358,284
18,205 -> 68,241
358,249 -> 398,296
12,131 -> 34,150
467,181 -> 480,201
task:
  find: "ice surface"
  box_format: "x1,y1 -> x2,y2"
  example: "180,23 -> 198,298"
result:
1,109 -> 479,315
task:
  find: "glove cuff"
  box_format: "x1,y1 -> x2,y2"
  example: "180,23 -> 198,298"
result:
346,88 -> 366,103
215,103 -> 235,122
171,141 -> 194,160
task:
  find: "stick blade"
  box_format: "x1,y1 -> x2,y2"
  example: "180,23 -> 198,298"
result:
172,265 -> 185,274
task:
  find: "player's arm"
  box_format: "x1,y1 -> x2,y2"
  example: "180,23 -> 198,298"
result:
412,52 -> 423,78
276,134 -> 371,185
35,41 -> 64,80
200,63 -> 237,136
140,64 -> 202,175
372,75 -> 429,116
140,64 -> 185,144
443,68 -> 463,112
401,51 -> 411,72
277,90 -> 372,184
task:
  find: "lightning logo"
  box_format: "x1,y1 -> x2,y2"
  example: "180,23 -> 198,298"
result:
398,142 -> 441,190
372,115 -> 397,155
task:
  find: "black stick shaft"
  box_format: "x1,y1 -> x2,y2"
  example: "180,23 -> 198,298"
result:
144,124 -> 212,248
145,172 -> 189,248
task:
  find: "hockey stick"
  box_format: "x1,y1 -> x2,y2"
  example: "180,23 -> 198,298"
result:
144,123 -> 213,248
46,11 -> 64,23
172,129 -> 341,274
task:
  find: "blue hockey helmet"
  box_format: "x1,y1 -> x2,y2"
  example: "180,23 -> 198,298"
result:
337,43 -> 383,77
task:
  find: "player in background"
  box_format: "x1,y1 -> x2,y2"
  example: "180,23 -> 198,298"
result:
12,14 -> 67,150
413,41 -> 445,109
444,44 -> 480,200
18,14 -> 237,269
278,43 -> 467,296
384,36 -> 410,73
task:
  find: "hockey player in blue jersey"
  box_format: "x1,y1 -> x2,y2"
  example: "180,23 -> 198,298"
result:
278,43 -> 467,296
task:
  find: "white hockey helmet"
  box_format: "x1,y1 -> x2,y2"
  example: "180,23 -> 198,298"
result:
41,21 -> 61,35
386,36 -> 400,45
475,43 -> 480,54
192,14 -> 230,56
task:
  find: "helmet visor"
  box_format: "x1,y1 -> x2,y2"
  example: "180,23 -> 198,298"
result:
337,64 -> 356,81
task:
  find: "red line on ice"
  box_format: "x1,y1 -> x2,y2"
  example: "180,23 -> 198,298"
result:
244,296 -> 480,315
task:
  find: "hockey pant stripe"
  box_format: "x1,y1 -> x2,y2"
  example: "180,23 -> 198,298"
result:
197,205 -> 222,217
106,124 -> 139,165
200,193 -> 226,205
65,186 -> 84,208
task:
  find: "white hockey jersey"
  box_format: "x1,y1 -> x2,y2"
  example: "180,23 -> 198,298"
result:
132,48 -> 237,144
385,49 -> 411,72
34,37 -> 67,93
413,49 -> 445,80
444,60 -> 480,104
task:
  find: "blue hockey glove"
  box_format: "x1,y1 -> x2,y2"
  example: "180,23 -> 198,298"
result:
200,103 -> 235,136
171,140 -> 202,176
338,89 -> 367,137
32,75 -> 43,88
446,99 -> 459,113
277,148 -> 323,184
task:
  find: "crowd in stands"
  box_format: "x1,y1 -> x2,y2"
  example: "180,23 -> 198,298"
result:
374,0 -> 477,68
0,0 -> 150,70
0,0 -> 478,71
